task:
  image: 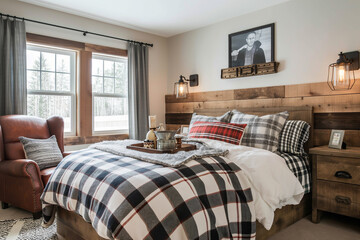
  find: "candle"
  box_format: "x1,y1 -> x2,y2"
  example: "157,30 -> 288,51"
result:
149,115 -> 157,129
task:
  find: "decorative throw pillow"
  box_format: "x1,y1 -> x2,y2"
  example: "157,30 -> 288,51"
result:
278,120 -> 310,156
19,135 -> 63,170
189,111 -> 232,131
188,121 -> 247,145
230,110 -> 289,152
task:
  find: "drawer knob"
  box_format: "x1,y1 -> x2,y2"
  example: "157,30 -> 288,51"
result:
335,196 -> 351,205
334,171 -> 352,179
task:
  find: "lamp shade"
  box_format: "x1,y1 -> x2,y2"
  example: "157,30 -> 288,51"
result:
174,80 -> 189,98
327,52 -> 356,91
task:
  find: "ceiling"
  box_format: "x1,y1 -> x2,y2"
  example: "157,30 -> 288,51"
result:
20,0 -> 290,37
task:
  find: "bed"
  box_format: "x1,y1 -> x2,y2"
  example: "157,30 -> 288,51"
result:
195,106 -> 313,240
44,106 -> 313,240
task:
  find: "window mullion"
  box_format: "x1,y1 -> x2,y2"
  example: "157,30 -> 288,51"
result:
113,61 -> 115,94
40,52 -> 42,90
54,53 -> 57,91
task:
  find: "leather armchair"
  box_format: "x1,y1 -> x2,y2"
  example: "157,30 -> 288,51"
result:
0,115 -> 69,219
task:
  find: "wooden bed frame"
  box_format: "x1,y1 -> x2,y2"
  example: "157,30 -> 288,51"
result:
56,106 -> 313,240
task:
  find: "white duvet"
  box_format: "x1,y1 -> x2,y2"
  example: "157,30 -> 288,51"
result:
189,138 -> 304,230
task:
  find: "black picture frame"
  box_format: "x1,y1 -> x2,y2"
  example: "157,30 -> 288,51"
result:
229,23 -> 275,68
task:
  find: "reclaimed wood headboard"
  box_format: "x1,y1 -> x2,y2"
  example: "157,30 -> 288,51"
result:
165,82 -> 360,147
195,106 -> 314,151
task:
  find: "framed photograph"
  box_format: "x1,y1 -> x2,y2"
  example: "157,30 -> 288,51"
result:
328,130 -> 345,149
229,23 -> 275,68
180,125 -> 190,136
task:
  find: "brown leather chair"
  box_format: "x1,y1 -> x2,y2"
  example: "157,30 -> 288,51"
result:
0,115 -> 70,219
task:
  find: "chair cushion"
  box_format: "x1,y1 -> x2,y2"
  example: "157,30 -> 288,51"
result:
19,135 -> 63,170
40,167 -> 56,186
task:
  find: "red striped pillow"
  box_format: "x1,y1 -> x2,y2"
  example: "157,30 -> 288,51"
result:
188,121 -> 247,145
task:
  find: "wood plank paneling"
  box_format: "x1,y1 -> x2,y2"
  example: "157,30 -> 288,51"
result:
285,81 -> 360,98
165,86 -> 284,103
313,130 -> 360,147
314,113 -> 360,130
165,82 -> 360,147
234,86 -> 284,100
167,95 -> 360,113
165,113 -> 193,125
166,102 -> 204,113
165,90 -> 235,103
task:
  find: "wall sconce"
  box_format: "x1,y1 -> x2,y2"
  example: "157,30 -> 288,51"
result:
174,74 -> 199,98
328,51 -> 359,91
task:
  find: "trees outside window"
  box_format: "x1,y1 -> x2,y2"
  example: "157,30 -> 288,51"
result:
26,45 -> 76,135
92,54 -> 128,134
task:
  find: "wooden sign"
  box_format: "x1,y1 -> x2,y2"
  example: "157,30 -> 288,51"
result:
221,61 -> 279,79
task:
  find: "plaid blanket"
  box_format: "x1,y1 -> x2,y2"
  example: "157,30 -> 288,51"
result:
41,148 -> 256,240
278,152 -> 311,194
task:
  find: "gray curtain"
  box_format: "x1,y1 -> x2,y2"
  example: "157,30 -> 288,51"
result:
0,17 -> 27,115
128,42 -> 149,140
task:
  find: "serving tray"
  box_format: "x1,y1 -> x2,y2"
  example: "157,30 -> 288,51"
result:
126,143 -> 196,154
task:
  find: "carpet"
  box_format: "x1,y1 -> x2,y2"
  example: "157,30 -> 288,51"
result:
0,218 -> 57,240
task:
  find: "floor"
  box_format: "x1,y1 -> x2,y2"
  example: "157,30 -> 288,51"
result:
0,204 -> 359,239
269,212 -> 360,240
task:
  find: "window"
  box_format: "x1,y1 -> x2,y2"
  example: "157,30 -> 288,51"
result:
92,54 -> 128,134
26,45 -> 76,135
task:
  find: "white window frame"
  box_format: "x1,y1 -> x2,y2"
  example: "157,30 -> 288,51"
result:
26,44 -> 77,136
92,53 -> 129,135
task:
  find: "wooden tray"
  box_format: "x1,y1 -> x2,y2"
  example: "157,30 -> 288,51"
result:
126,143 -> 196,154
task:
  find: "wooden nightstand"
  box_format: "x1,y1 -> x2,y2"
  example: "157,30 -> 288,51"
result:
310,146 -> 360,223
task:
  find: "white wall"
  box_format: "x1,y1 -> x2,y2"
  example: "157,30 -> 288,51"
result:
0,0 -> 168,125
167,0 -> 360,94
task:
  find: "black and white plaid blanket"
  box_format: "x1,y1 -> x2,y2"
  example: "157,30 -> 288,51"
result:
41,148 -> 256,240
278,152 -> 311,194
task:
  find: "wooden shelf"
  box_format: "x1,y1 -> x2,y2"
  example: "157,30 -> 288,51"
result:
221,62 -> 279,79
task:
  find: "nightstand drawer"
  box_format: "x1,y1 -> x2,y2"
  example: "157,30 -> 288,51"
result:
317,155 -> 360,185
317,180 -> 360,218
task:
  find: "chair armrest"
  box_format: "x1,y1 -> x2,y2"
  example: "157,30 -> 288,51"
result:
0,159 -> 41,178
62,152 -> 72,157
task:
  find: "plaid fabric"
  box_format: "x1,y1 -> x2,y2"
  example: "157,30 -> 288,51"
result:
41,148 -> 256,240
230,110 -> 289,152
278,120 -> 310,156
278,152 -> 311,194
188,121 -> 247,145
189,111 -> 232,131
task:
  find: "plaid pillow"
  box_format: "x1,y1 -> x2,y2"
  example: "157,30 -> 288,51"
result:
188,121 -> 247,145
230,110 -> 289,152
279,120 -> 310,156
189,111 -> 232,130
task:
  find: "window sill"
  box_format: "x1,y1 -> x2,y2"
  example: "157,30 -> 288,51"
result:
64,134 -> 129,146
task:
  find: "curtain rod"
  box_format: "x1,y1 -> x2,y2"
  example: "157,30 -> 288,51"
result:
0,12 -> 154,47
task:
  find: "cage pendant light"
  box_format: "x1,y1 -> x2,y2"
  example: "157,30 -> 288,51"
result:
174,76 -> 189,98
327,52 -> 358,91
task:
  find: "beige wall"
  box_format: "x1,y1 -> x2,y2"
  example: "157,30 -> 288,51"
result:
0,0 -> 168,125
2,0 -> 360,126
167,0 -> 360,94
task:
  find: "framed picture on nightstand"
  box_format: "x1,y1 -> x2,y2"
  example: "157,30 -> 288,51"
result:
180,125 -> 189,136
328,129 -> 345,149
